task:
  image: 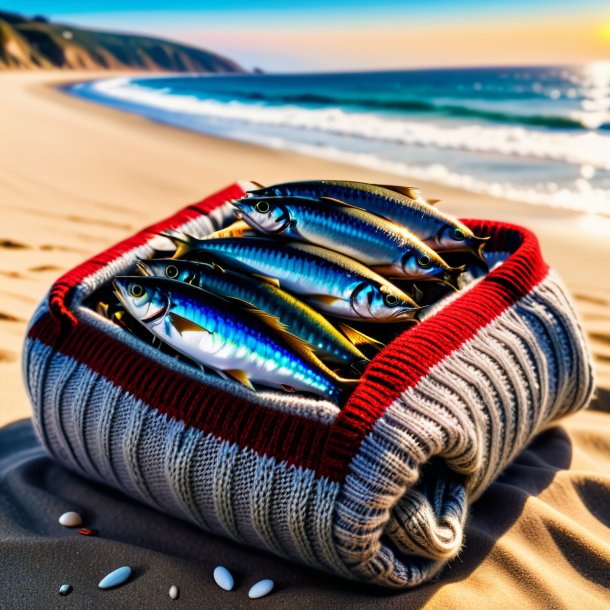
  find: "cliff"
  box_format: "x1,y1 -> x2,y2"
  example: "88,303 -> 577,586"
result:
0,9 -> 244,73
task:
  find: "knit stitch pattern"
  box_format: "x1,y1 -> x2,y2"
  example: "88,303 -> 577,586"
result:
22,183 -> 594,588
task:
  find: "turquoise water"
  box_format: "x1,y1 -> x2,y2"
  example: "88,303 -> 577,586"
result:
68,64 -> 610,213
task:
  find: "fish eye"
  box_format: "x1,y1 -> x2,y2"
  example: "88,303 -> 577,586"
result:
451,227 -> 465,241
129,283 -> 145,298
165,264 -> 179,279
255,200 -> 270,214
417,254 -> 432,268
384,293 -> 399,306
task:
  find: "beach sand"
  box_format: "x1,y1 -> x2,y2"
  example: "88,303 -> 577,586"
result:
1,70 -> 609,426
1,71 -> 609,609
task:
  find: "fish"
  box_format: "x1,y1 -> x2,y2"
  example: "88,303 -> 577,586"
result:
233,195 -> 463,289
113,276 -> 358,404
248,180 -> 490,261
164,234 -> 421,322
136,257 -> 376,372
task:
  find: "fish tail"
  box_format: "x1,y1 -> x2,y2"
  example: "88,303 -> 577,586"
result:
160,231 -> 200,259
468,234 -> 491,264
442,265 -> 465,292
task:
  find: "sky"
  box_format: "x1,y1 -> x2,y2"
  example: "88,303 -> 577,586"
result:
2,1 -> 610,71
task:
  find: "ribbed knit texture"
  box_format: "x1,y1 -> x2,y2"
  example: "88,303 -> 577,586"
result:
23,184 -> 595,588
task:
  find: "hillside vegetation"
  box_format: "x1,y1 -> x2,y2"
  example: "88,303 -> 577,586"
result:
0,9 -> 243,73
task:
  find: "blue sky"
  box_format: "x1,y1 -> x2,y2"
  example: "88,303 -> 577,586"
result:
3,1 -> 609,70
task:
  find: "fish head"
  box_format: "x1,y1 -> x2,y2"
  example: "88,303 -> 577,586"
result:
400,250 -> 446,281
113,276 -> 170,325
400,252 -> 464,291
351,281 -> 419,322
232,196 -> 292,234
136,258 -> 207,284
436,223 -> 490,262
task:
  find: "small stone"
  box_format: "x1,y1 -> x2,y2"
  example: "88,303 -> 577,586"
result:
59,511 -> 82,527
58,583 -> 72,596
169,585 -> 179,600
213,566 -> 234,591
98,566 -> 132,589
78,528 -> 94,536
248,579 -> 274,599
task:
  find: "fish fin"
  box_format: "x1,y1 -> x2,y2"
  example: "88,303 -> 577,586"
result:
307,294 -> 343,307
230,297 -> 316,356
227,295 -> 317,358
161,231 -> 202,259
249,180 -> 266,189
409,284 -> 424,304
223,369 -> 255,391
206,220 -> 252,239
319,196 -> 367,213
96,301 -> 110,318
373,184 -> 423,200
338,322 -> 385,351
168,312 -> 212,335
425,199 -> 441,206
252,273 -> 280,288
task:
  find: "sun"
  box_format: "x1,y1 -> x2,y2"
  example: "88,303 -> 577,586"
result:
599,23 -> 610,42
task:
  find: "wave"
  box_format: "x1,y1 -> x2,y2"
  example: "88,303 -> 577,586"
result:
87,78 -> 610,172
194,89 -> 589,130
235,133 -> 610,216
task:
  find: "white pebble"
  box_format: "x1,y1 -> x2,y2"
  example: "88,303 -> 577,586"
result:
169,585 -> 179,600
248,579 -> 274,599
58,511 -> 82,527
213,566 -> 234,591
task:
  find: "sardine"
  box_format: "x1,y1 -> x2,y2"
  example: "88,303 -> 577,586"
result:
248,180 -> 489,260
113,276 -> 358,404
233,195 -> 463,289
137,257 -> 376,372
164,234 -> 421,322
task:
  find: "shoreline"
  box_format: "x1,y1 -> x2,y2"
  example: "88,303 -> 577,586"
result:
0,70 -> 608,425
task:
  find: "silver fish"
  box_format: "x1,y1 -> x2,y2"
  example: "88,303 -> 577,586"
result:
137,257 -> 376,372
248,180 -> 489,260
233,195 -> 462,289
114,276 -> 358,404
164,233 -> 421,322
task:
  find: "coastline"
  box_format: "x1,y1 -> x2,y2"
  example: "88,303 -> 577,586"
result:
0,70 -> 608,425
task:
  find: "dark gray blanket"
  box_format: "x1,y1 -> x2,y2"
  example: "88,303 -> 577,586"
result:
0,418 -> 599,609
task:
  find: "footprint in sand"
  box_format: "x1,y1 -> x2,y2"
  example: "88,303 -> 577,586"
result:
0,349 -> 16,363
0,239 -> 29,250
39,244 -> 88,253
28,265 -> 62,273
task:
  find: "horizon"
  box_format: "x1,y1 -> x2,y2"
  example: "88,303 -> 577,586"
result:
1,1 -> 609,72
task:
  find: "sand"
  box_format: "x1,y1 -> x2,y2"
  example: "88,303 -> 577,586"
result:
0,70 -> 609,427
1,71 -> 609,609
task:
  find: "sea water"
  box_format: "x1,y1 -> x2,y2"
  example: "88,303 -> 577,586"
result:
68,63 -> 610,214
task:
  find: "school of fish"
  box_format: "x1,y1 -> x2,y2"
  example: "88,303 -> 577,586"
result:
101,180 -> 490,406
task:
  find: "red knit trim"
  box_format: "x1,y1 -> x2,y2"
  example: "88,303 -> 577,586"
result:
28,311 -> 330,473
47,183 -> 245,326
317,219 -> 549,480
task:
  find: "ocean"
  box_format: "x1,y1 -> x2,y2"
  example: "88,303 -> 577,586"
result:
67,64 -> 610,214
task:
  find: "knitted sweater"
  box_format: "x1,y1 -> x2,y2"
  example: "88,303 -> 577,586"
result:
23,183 -> 594,588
